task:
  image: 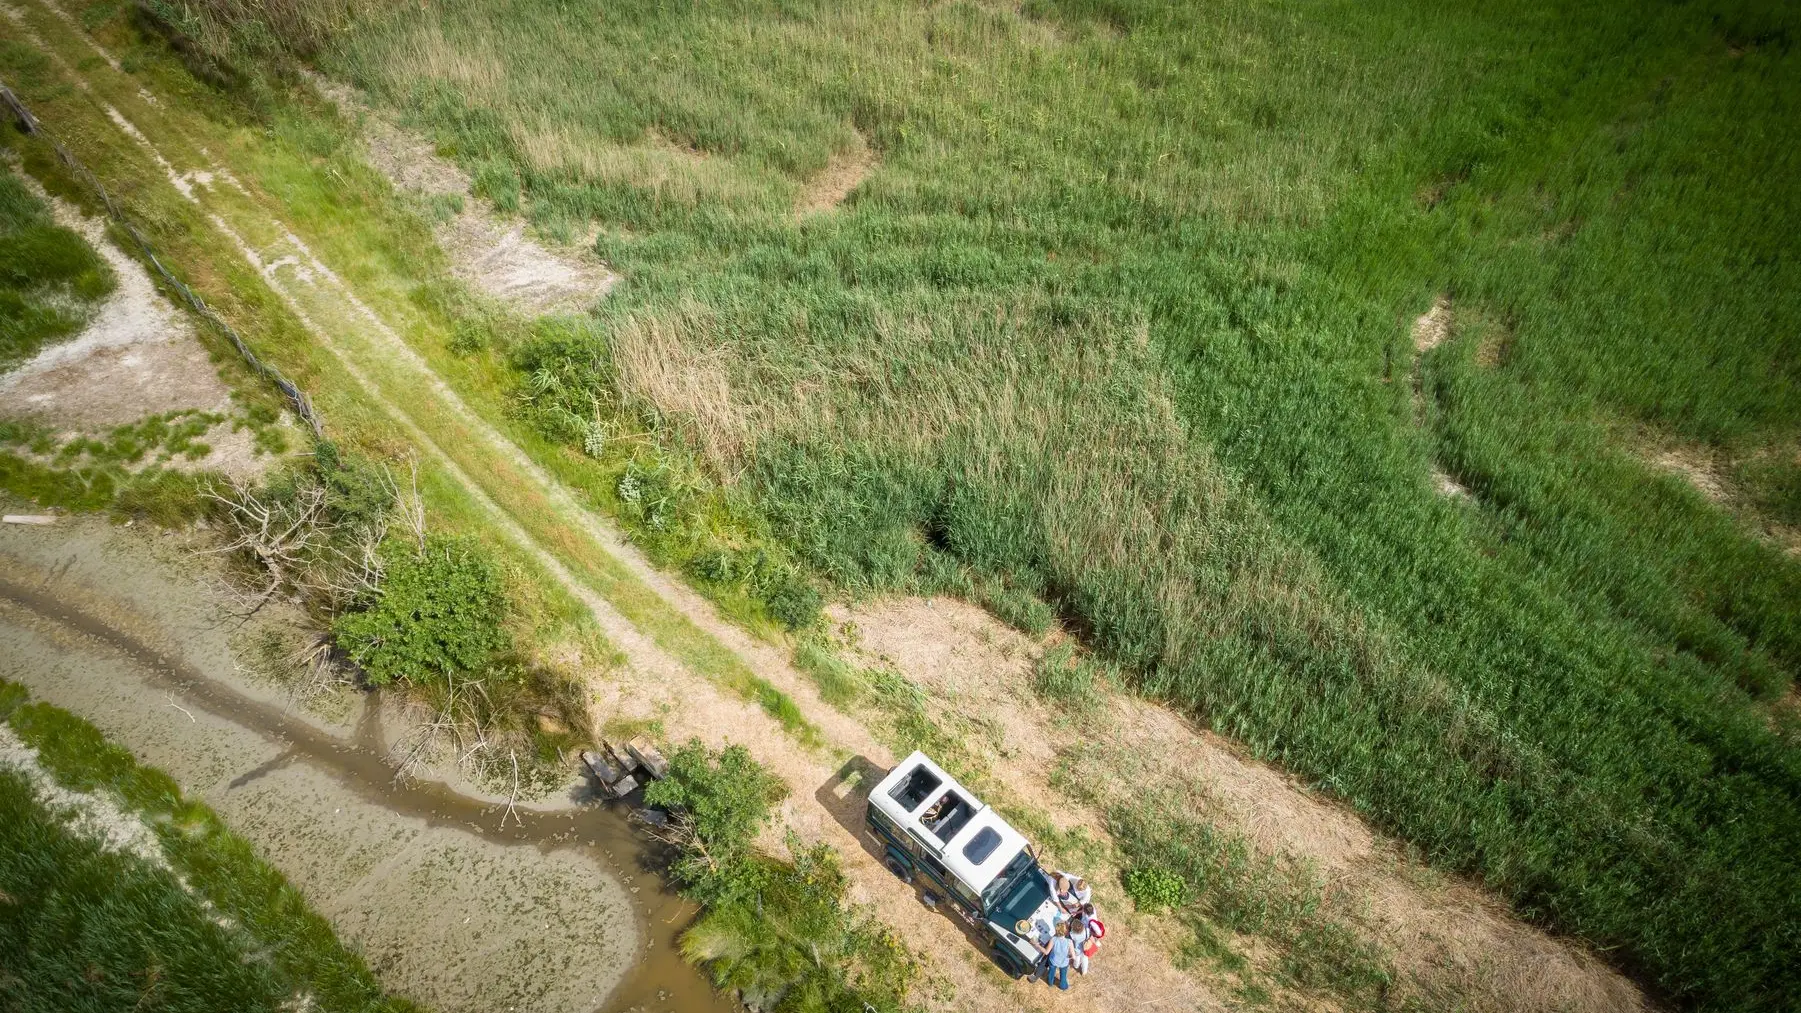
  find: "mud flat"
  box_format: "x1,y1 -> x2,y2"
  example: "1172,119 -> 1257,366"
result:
0,515 -> 732,1013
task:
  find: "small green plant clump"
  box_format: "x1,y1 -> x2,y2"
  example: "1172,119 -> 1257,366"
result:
1112,791 -> 1392,1006
644,740 -> 917,1012
1123,865 -> 1188,913
333,533 -> 511,686
53,410 -> 224,466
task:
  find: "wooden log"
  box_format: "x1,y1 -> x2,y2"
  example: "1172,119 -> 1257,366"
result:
626,737 -> 669,780
580,750 -> 620,784
598,740 -> 636,775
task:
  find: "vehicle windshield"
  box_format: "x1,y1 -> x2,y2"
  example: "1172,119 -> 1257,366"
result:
982,850 -> 1049,925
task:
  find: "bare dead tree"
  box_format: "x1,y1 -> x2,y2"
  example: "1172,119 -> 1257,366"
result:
283,631 -> 349,712
501,748 -> 524,829
392,457 -> 426,555
637,809 -> 717,873
202,476 -> 329,619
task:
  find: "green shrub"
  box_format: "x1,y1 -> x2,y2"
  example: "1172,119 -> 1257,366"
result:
687,546 -> 821,631
333,534 -> 510,686
644,739 -> 787,892
1123,866 -> 1188,913
313,440 -> 393,534
644,741 -> 914,1012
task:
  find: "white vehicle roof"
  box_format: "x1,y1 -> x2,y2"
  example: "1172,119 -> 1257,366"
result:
869,751 -> 1029,895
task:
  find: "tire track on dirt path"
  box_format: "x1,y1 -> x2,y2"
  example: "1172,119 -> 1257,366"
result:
10,13 -> 1207,1011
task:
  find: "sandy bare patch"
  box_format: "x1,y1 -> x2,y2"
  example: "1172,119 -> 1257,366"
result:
796,134 -> 875,215
836,595 -> 1652,1013
1434,466 -> 1472,499
0,175 -> 230,427
1412,295 -> 1453,354
310,76 -> 616,315
1650,445 -> 1729,502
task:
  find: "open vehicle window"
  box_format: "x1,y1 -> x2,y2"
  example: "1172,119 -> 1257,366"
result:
922,790 -> 977,841
889,766 -> 942,812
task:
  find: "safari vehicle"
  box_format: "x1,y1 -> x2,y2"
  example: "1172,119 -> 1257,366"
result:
866,751 -> 1058,977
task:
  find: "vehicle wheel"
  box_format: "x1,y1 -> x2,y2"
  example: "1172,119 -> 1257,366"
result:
885,857 -> 913,884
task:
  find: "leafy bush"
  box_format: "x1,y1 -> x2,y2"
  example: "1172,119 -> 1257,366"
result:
644,741 -> 914,1012
679,842 -> 916,1013
644,740 -> 786,890
1123,866 -> 1188,913
312,440 -> 394,534
687,546 -> 822,631
333,534 -> 510,686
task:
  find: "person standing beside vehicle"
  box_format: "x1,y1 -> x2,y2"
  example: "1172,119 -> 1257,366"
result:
1039,920 -> 1075,990
1070,876 -> 1092,909
1067,913 -> 1093,976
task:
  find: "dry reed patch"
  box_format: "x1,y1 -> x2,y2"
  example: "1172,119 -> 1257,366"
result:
383,22 -> 505,96
610,307 -> 752,474
511,122 -> 765,208
835,593 -> 1652,1013
795,133 -> 875,215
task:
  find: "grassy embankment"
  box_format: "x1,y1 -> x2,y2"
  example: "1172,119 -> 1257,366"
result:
0,681 -> 419,1013
0,34 -> 606,782
136,0 -> 1801,1009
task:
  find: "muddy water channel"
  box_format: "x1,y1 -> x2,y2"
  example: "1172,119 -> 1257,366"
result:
0,518 -> 735,1013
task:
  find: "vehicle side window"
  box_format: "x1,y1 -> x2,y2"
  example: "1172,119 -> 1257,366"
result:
919,852 -> 950,881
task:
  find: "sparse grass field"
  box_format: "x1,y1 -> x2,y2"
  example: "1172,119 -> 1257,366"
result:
14,0 -> 1801,1009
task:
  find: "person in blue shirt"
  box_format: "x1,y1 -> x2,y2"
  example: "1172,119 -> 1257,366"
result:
1037,919 -> 1075,990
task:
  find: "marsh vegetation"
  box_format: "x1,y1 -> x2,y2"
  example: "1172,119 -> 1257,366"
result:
7,0 -> 1800,1009
151,1 -> 1801,1007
